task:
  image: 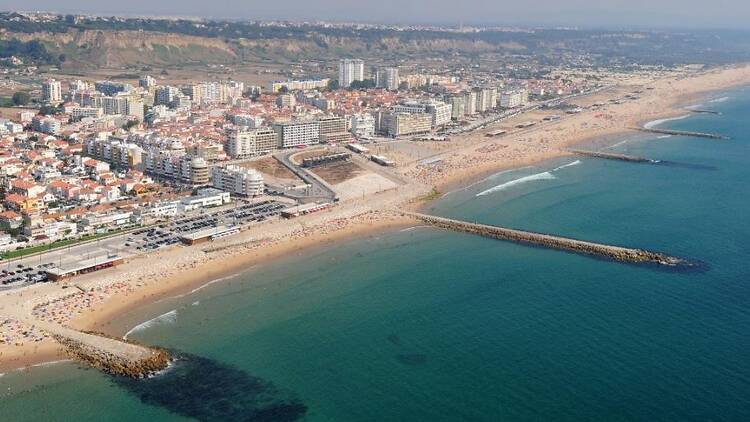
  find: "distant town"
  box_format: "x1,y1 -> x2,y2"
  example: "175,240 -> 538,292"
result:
0,11 -> 711,289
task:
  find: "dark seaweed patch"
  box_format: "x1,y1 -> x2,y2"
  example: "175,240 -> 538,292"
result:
387,334 -> 402,346
112,352 -> 306,421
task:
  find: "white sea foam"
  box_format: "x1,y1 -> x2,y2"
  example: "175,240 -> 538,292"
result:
188,273 -> 240,295
399,225 -> 430,233
124,309 -> 177,339
476,172 -> 557,197
165,272 -> 241,301
607,139 -> 630,149
709,96 -> 729,103
9,359 -> 71,373
442,167 -> 533,198
553,160 -> 581,171
643,114 -> 691,129
191,300 -> 200,306
657,135 -> 672,139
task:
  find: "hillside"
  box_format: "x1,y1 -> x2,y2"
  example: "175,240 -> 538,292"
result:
3,13 -> 750,69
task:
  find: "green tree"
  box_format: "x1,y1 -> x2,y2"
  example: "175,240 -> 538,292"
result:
122,119 -> 140,130
38,105 -> 60,115
11,91 -> 30,106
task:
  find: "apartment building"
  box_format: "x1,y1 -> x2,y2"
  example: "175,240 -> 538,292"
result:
382,112 -> 432,137
225,127 -> 278,158
211,165 -> 265,197
273,121 -> 320,148
317,115 -> 350,143
338,59 -> 365,88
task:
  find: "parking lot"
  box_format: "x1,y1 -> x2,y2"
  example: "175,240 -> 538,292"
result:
0,262 -> 53,286
0,200 -> 288,290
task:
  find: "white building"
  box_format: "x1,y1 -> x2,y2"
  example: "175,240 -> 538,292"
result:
233,114 -> 264,128
225,127 -> 278,158
391,99 -> 451,127
211,165 -> 264,197
180,188 -> 231,211
270,79 -> 330,93
448,95 -> 465,119
338,59 -> 364,88
66,105 -> 104,119
463,91 -> 477,115
276,93 -> 296,108
155,86 -> 180,106
350,113 -> 375,138
42,79 -> 62,104
139,75 -> 156,89
378,67 -> 400,91
499,89 -> 528,109
273,121 -> 320,148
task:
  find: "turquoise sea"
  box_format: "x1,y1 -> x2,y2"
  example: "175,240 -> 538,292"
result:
2,88 -> 750,421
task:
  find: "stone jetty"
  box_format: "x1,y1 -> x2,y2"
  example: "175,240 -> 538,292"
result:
633,127 -> 729,140
569,149 -> 654,164
43,323 -> 170,378
404,212 -> 689,267
688,109 -> 720,115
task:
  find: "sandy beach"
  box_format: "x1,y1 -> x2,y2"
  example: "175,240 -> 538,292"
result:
3,64 -> 750,374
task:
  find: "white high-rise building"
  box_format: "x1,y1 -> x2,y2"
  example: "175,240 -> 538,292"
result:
155,86 -> 180,106
139,75 -> 156,89
42,79 -> 62,104
338,59 -> 364,88
377,67 -> 400,91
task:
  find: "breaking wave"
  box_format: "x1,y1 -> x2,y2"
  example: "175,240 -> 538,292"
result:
476,172 -> 557,197
644,114 -> 691,129
124,309 -> 177,339
709,96 -> 729,103
553,160 -> 581,171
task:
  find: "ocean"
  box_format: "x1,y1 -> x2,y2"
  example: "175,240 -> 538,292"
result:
2,87 -> 750,421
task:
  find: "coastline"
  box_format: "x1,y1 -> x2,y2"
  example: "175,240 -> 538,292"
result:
2,64 -> 750,374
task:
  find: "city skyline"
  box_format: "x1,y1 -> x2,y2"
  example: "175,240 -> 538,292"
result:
3,0 -> 750,29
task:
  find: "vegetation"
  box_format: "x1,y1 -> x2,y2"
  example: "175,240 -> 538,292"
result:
1,228 -> 130,260
420,187 -> 442,202
0,38 -> 59,65
122,119 -> 140,130
38,104 -> 62,115
11,91 -> 30,106
349,79 -> 377,90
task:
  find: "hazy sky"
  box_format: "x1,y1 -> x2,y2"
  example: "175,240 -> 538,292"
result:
5,0 -> 750,29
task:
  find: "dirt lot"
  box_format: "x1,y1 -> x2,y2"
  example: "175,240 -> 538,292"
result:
311,161 -> 366,184
240,157 -> 298,181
